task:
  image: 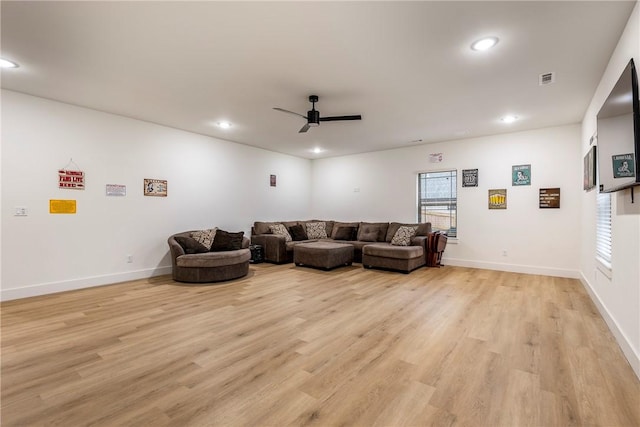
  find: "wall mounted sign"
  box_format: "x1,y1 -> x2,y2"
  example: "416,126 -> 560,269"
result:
106,184 -> 126,197
512,164 -> 531,186
583,146 -> 597,191
270,174 -> 277,187
429,153 -> 443,163
488,189 -> 507,209
612,153 -> 635,178
144,179 -> 167,197
462,169 -> 478,187
58,170 -> 85,190
50,199 -> 77,214
539,188 -> 560,208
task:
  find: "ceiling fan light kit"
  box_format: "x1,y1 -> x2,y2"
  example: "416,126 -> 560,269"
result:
274,95 -> 362,133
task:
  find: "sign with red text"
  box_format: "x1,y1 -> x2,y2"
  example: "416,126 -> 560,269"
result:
58,170 -> 85,189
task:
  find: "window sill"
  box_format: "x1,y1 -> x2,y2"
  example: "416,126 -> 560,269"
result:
446,237 -> 459,244
596,257 -> 612,279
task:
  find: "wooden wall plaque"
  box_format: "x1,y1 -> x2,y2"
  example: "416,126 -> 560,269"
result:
539,188 -> 560,209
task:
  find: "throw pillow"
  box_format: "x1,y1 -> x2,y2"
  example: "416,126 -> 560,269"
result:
190,228 -> 217,250
288,224 -> 308,241
391,226 -> 418,246
269,223 -> 292,242
306,221 -> 328,239
174,236 -> 209,254
333,226 -> 357,241
210,230 -> 245,251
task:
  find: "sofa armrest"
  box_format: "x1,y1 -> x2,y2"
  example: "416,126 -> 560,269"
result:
167,236 -> 186,272
251,234 -> 288,263
410,235 -> 428,260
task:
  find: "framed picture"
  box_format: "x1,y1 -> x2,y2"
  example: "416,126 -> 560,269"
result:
583,146 -> 597,191
512,164 -> 531,186
612,153 -> 635,178
270,174 -> 277,187
488,189 -> 507,209
462,169 -> 478,187
58,169 -> 85,190
539,188 -> 560,208
144,179 -> 167,197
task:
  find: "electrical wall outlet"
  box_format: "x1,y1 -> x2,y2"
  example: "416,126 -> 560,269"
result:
502,250 -> 508,257
126,255 -> 133,263
14,207 -> 28,216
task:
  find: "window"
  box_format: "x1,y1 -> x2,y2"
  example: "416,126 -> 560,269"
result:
596,192 -> 612,268
418,170 -> 457,237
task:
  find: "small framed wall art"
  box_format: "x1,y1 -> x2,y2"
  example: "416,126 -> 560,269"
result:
488,189 -> 507,209
270,174 -> 277,187
462,169 -> 478,187
106,184 -> 126,197
539,188 -> 561,208
583,146 -> 597,191
512,164 -> 531,186
50,199 -> 77,214
144,179 -> 167,197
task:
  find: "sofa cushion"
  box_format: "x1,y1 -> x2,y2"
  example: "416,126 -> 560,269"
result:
175,236 -> 209,254
386,222 -> 432,242
391,226 -> 418,246
288,224 -> 308,241
269,223 -> 292,242
304,220 -> 335,237
306,222 -> 328,239
358,229 -> 378,242
333,226 -> 358,241
363,243 -> 424,259
190,228 -> 217,250
254,221 -> 277,235
357,222 -> 389,242
330,222 -> 359,239
210,230 -> 245,251
282,221 -> 300,229
176,249 -> 251,268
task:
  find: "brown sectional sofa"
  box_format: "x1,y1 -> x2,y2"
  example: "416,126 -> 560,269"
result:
250,220 -> 434,272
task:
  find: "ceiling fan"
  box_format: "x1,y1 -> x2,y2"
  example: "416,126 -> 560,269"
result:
273,95 -> 362,133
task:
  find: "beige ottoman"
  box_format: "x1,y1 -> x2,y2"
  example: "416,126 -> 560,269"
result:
294,241 -> 354,270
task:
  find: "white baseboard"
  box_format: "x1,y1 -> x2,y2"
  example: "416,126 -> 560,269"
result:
1,266 -> 172,301
579,272 -> 640,380
442,257 -> 580,279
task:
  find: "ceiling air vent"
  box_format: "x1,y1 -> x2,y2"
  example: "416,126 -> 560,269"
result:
539,72 -> 555,86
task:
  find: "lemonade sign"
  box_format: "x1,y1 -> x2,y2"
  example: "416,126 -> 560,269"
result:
488,189 -> 507,210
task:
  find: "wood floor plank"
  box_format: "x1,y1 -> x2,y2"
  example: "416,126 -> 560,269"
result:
1,264 -> 639,426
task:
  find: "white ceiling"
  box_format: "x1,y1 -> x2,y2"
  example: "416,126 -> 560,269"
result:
1,1 -> 636,159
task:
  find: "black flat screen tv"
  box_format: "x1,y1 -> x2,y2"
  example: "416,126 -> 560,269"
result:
597,58 -> 640,193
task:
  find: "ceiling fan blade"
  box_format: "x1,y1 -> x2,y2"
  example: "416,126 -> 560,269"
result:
273,107 -> 306,119
319,115 -> 362,122
299,123 -> 310,133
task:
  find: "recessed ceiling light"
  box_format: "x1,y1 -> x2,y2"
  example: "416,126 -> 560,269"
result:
0,58 -> 19,68
471,37 -> 499,51
311,147 -> 323,154
500,115 -> 518,123
217,121 -> 231,129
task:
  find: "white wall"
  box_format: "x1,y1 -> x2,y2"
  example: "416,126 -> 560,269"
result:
580,2 -> 640,378
1,90 -> 311,300
311,124 -> 582,278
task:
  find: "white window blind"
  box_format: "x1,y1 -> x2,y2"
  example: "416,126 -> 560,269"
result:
596,192 -> 612,267
418,170 -> 457,237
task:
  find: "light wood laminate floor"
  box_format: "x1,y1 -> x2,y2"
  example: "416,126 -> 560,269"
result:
2,264 -> 639,426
